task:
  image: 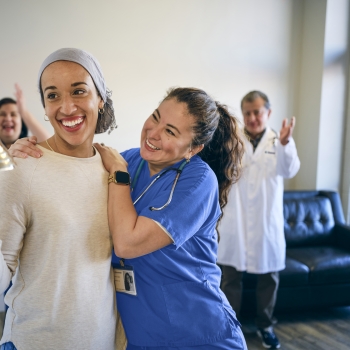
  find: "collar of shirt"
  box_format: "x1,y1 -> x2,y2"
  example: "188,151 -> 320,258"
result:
244,128 -> 266,152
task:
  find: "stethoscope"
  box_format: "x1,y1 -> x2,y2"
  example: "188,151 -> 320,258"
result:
131,159 -> 189,211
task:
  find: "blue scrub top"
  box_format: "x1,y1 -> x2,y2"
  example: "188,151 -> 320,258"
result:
112,148 -> 239,347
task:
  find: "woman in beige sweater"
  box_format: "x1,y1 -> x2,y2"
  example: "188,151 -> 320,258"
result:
0,48 -> 125,350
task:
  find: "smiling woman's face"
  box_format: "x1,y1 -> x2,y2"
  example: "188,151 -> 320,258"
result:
41,60 -> 103,156
140,98 -> 197,176
0,103 -> 22,148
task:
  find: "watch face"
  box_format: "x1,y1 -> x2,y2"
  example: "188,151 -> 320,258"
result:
116,171 -> 130,184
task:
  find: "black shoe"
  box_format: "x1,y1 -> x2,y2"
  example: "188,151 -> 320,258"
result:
257,328 -> 280,349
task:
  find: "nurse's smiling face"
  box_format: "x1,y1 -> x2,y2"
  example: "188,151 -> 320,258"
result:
140,98 -> 202,176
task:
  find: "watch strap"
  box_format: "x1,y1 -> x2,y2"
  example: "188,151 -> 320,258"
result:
108,171 -> 131,185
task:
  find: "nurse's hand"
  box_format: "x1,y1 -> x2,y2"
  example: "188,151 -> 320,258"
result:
8,136 -> 43,159
279,116 -> 295,146
94,143 -> 128,173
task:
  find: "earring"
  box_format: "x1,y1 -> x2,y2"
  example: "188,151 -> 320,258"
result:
44,114 -> 49,121
98,107 -> 105,115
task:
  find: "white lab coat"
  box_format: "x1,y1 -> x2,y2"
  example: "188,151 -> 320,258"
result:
217,127 -> 300,274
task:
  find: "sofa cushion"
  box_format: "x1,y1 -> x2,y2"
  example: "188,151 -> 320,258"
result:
287,247 -> 350,285
242,257 -> 309,288
279,256 -> 309,287
284,197 -> 335,247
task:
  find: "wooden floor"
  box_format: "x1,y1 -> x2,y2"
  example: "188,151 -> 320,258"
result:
242,307 -> 350,350
0,308 -> 349,349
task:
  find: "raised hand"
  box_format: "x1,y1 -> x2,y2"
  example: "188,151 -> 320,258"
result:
14,83 -> 26,114
279,117 -> 295,146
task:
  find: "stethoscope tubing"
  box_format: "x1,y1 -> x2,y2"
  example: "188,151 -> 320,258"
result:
133,171 -> 165,206
132,160 -> 188,211
149,171 -> 181,211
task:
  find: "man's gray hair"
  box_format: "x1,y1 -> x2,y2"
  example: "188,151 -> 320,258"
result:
241,90 -> 271,110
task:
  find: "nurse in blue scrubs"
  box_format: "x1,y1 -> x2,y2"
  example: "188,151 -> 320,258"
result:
95,87 -> 247,350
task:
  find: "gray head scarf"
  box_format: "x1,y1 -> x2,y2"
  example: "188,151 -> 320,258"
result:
38,48 -> 117,134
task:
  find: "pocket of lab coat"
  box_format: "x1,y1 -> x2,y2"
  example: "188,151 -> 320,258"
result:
264,151 -> 277,177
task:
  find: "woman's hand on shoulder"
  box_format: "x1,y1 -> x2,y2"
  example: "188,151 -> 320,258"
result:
94,143 -> 128,173
8,136 -> 43,159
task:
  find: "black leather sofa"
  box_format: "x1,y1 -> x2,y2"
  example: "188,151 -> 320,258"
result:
240,190 -> 350,314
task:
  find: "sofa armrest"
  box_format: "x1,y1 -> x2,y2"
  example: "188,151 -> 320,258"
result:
319,191 -> 346,224
334,223 -> 350,251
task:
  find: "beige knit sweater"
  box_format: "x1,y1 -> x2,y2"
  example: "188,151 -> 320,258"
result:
0,146 -> 126,350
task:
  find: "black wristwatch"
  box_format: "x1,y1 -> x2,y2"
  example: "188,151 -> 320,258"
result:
108,171 -> 131,186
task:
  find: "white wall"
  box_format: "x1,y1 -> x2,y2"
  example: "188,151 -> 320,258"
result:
293,0 -> 328,190
0,0 -> 297,154
342,75 -> 350,223
291,0 -> 349,195
317,0 -> 349,190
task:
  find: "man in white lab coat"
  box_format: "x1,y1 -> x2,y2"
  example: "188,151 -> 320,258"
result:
218,91 -> 300,349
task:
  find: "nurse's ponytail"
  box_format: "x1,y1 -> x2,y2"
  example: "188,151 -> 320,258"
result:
163,88 -> 244,223
200,102 -> 244,212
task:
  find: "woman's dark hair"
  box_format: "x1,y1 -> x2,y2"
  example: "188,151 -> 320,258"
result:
0,97 -> 16,109
163,87 -> 244,226
0,98 -> 28,139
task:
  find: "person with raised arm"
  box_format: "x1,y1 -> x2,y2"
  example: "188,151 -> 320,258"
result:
218,90 -> 300,349
0,84 -> 49,149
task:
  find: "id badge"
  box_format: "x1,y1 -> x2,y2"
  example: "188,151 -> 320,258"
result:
113,261 -> 137,296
